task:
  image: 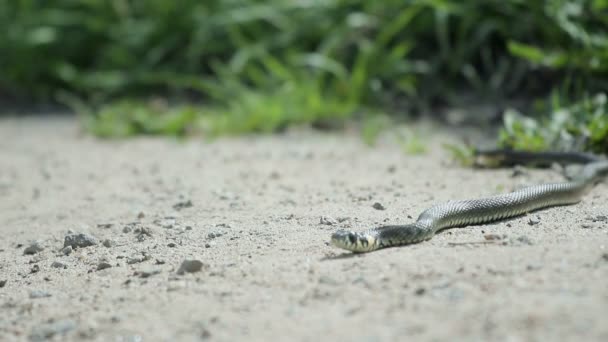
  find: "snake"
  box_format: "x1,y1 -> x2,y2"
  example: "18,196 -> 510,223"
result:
331,149 -> 608,253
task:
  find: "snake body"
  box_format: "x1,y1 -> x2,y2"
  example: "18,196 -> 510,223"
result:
331,151 -> 608,253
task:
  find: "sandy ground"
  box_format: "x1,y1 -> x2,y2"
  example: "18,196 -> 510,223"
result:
0,116 -> 607,342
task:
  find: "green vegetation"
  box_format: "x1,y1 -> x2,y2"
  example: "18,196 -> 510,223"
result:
1,1 -> 607,149
499,92 -> 608,154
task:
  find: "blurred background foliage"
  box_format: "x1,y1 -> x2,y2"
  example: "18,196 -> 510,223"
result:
0,0 -> 606,150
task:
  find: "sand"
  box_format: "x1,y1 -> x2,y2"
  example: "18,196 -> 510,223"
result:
0,116 -> 607,341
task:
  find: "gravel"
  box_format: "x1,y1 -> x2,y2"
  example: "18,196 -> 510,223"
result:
177,260 -> 205,275
372,202 -> 386,210
51,261 -> 67,269
97,262 -> 112,271
23,242 -> 44,255
63,233 -> 98,249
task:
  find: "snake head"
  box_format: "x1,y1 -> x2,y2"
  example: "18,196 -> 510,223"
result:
330,229 -> 376,253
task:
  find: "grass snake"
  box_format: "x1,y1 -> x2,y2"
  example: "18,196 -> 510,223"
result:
331,149 -> 608,253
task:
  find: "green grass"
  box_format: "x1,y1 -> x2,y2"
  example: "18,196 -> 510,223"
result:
1,1 -> 607,149
499,92 -> 608,154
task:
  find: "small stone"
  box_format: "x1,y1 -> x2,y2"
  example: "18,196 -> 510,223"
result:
319,216 -> 338,226
31,265 -> 40,273
97,262 -> 112,271
594,215 -> 607,222
602,253 -> 608,262
24,242 -> 44,255
30,290 -> 52,299
29,319 -> 76,341
134,226 -> 153,240
64,233 -> 98,249
51,261 -> 67,269
122,226 -> 132,233
173,200 -> 193,210
581,224 -> 593,229
126,253 -> 150,265
29,254 -> 44,264
207,231 -> 224,239
61,246 -> 73,255
102,239 -> 113,248
205,243 -> 211,248
96,223 -> 113,229
177,259 -> 205,275
414,287 -> 426,296
372,202 -> 386,210
167,242 -> 176,248
484,234 -> 504,241
0,280 -> 6,288
137,212 -> 145,219
586,215 -> 607,222
527,216 -> 541,226
387,165 -> 397,173
510,166 -> 528,178
137,267 -> 161,278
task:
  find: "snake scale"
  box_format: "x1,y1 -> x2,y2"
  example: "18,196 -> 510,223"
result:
331,150 -> 608,253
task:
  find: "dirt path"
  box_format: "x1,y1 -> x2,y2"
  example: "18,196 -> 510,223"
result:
1,116 -> 607,341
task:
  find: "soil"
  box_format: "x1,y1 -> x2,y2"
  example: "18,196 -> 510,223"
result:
1,116 -> 607,341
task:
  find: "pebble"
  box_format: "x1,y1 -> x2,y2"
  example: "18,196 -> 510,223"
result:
97,262 -> 112,271
484,234 -> 505,241
319,216 -> 338,226
0,280 -> 6,287
61,246 -> 73,255
29,319 -> 76,341
207,231 -> 224,239
173,200 -> 193,210
602,253 -> 608,262
177,259 -> 206,275
414,287 -> 426,296
127,253 -> 150,265
31,265 -> 40,273
24,241 -> 44,255
137,267 -> 161,278
51,261 -> 67,269
372,202 -> 386,210
30,290 -> 52,299
510,165 -> 528,178
527,216 -> 541,226
134,227 -> 153,237
587,215 -> 607,223
102,239 -> 114,248
64,233 -> 98,249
